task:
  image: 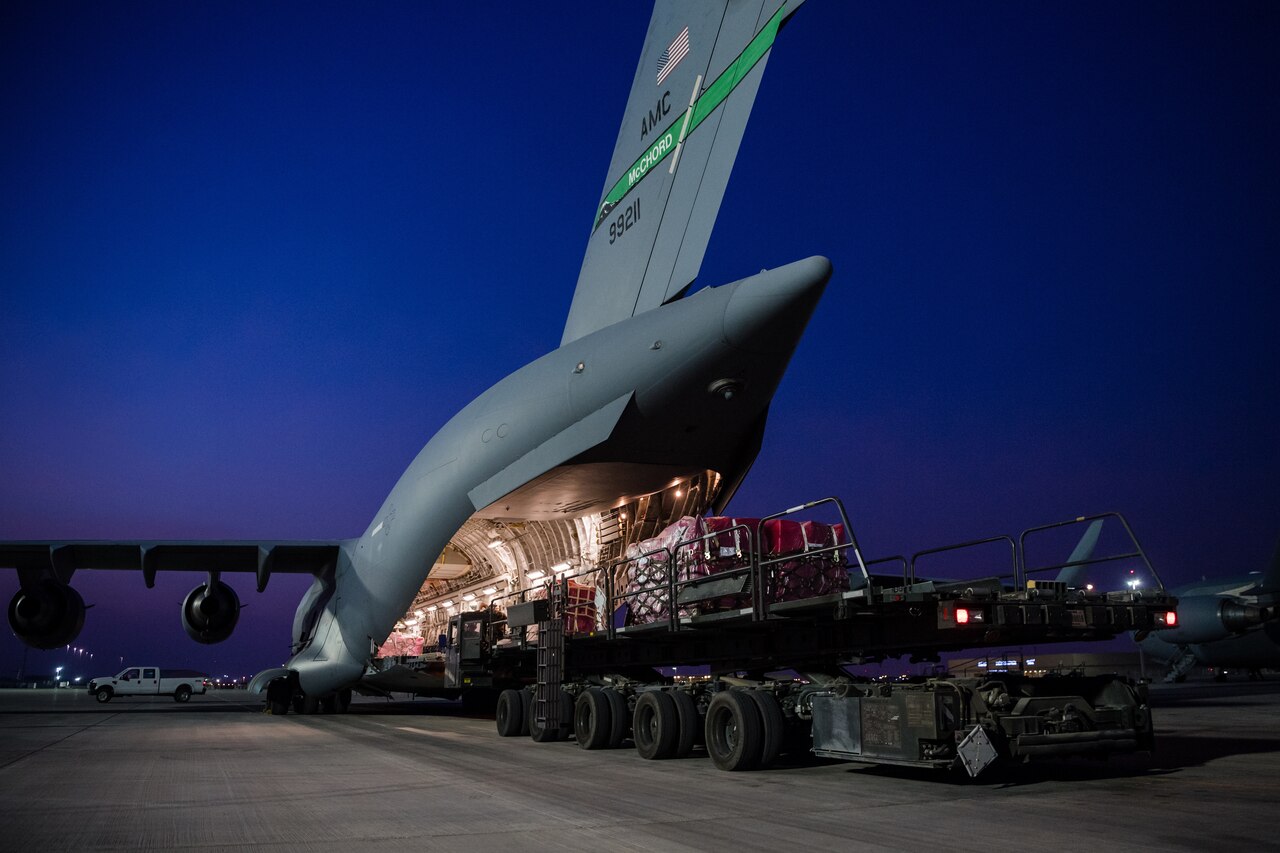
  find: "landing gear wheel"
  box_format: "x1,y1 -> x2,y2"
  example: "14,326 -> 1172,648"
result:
94,687 -> 112,704
574,688 -> 612,750
602,688 -> 629,748
301,695 -> 320,714
496,689 -> 525,737
336,688 -> 352,713
670,689 -> 699,758
746,690 -> 784,769
633,691 -> 679,760
173,685 -> 192,703
705,689 -> 762,771
265,678 -> 292,715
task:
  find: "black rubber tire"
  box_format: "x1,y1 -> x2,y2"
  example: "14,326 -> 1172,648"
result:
301,695 -> 320,714
746,690 -> 784,769
320,694 -> 338,714
496,689 -> 524,737
174,685 -> 192,703
574,688 -> 612,750
290,695 -> 305,714
705,689 -> 762,771
519,688 -> 533,736
94,687 -> 112,704
336,688 -> 352,713
529,690 -> 572,742
633,691 -> 679,760
602,688 -> 629,748
670,689 -> 699,758
268,698 -> 290,716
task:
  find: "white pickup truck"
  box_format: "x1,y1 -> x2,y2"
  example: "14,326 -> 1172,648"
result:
88,667 -> 210,703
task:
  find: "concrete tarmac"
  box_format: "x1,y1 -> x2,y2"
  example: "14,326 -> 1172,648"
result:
0,680 -> 1276,852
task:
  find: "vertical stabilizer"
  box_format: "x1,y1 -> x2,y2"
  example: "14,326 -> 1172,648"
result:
561,0 -> 806,345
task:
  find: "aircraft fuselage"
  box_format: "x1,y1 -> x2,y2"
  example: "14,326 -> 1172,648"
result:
286,257 -> 831,694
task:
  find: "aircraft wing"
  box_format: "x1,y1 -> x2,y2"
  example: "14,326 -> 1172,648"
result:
560,0 -> 807,345
0,540 -> 341,593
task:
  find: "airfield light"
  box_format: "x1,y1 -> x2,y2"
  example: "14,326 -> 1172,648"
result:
462,592 -> 476,601
526,570 -> 546,582
1086,583 -> 1095,591
955,608 -> 970,625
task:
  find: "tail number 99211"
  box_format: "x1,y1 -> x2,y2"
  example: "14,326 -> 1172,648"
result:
608,198 -> 640,245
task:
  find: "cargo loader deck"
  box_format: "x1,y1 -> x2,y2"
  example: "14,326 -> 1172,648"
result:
373,499 -> 1178,777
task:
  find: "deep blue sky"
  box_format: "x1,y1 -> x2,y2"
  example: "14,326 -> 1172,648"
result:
3,2 -> 1277,680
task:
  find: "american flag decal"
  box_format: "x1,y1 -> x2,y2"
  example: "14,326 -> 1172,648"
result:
656,26 -> 690,85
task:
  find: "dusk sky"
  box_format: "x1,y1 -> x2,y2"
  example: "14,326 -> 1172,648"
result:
3,2 -> 1277,681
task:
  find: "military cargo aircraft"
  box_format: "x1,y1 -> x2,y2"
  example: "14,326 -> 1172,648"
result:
1136,540 -> 1279,681
2,1 -> 822,711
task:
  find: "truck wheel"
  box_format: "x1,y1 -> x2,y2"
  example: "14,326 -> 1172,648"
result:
633,691 -> 679,760
529,690 -> 572,742
496,689 -> 524,737
670,689 -> 699,757
602,688 -> 629,748
574,688 -> 611,750
746,690 -> 784,769
174,685 -> 192,703
519,688 -> 532,737
95,687 -> 112,704
705,689 -> 762,771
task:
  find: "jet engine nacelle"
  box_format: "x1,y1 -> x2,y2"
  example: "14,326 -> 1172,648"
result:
1158,595 -> 1274,645
7,580 -> 86,650
181,580 -> 241,644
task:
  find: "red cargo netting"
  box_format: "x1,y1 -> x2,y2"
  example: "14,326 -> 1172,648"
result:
376,632 -> 424,658
618,514 -> 852,625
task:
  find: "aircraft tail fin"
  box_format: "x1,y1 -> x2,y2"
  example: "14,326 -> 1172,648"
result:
1259,534 -> 1280,592
561,0 -> 806,345
1056,519 -> 1104,589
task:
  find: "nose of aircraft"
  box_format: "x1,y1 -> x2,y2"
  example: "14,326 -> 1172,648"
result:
721,255 -> 832,353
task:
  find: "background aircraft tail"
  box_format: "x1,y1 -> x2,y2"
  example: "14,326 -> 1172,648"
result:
1055,519 -> 1104,589
561,0 -> 806,345
1251,535 -> 1280,593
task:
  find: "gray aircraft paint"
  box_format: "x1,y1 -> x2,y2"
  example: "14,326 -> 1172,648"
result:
1137,541 -> 1280,677
3,1 -> 828,698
